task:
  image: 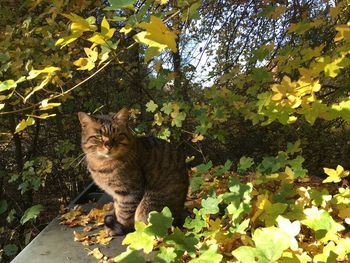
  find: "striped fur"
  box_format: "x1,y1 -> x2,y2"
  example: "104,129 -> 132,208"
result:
78,108 -> 189,235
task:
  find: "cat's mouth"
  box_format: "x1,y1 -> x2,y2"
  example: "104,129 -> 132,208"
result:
96,151 -> 116,158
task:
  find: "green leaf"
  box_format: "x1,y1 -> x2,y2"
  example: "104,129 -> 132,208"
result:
165,228 -> 198,256
301,207 -> 345,241
184,209 -> 207,234
190,176 -> 204,193
0,79 -> 17,92
105,0 -> 136,10
233,246 -> 261,263
145,207 -> 173,237
214,160 -> 232,176
201,196 -> 221,215
237,156 -> 254,173
4,244 -> 18,257
171,111 -> 186,127
253,227 -> 290,261
20,204 -> 45,225
194,161 -> 213,176
161,102 -> 173,115
154,247 -> 177,263
114,248 -> 146,263
189,244 -> 223,263
122,221 -> 155,253
146,100 -> 158,113
0,199 -> 8,215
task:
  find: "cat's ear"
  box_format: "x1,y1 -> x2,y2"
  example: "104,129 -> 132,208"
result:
78,112 -> 93,128
113,108 -> 129,123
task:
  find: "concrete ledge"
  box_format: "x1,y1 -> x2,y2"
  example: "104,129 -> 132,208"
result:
12,184 -> 128,262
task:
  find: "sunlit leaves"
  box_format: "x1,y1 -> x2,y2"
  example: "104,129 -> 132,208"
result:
154,247 -> 177,263
135,16 -> 178,58
301,207 -> 345,242
88,17 -> 116,49
27,66 -> 61,80
276,216 -> 300,251
15,117 -> 35,133
122,221 -> 155,253
189,244 -> 223,263
164,228 -> 198,257
73,47 -> 98,71
87,248 -> 104,260
335,23 -> 350,42
56,13 -> 97,47
144,207 -> 173,237
114,248 -> 146,263
323,165 -> 349,183
105,0 -> 137,11
39,99 -> 61,111
233,227 -> 290,262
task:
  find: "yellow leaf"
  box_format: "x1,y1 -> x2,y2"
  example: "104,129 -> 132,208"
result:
323,165 -> 350,183
87,248 -> 104,260
24,75 -> 51,103
101,16 -> 110,35
26,113 -> 56,119
87,33 -> 107,46
138,16 -> 177,52
62,13 -> 97,33
120,24 -> 133,34
155,0 -> 169,4
39,99 -> 61,110
15,117 -> 35,133
99,51 -> 110,66
335,24 -> 350,42
28,66 -> 61,80
276,216 -> 300,251
134,32 -> 167,52
192,133 -> 204,143
73,48 -> 98,71
55,32 -> 82,47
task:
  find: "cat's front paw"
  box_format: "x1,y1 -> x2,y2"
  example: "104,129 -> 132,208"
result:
104,213 -> 125,236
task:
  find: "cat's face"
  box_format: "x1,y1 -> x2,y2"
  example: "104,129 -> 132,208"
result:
78,108 -> 133,158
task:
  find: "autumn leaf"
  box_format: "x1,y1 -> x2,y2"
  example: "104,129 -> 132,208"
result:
73,47 -> 98,71
137,16 -> 177,52
87,247 -> 104,260
39,99 -> 61,111
155,0 -> 169,5
323,165 -> 350,183
15,117 -> 35,133
301,207 -> 345,242
192,133 -> 204,143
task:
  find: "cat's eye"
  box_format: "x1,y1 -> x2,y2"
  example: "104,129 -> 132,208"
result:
94,134 -> 102,140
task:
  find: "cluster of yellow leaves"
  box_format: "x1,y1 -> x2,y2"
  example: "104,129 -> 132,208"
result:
57,15 -> 116,71
271,75 -> 321,109
134,16 -> 178,61
60,204 -> 111,232
73,229 -> 112,246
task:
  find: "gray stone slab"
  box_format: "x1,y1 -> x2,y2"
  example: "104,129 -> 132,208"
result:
11,194 -> 128,263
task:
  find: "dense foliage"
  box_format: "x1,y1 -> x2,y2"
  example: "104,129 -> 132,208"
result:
1,0 -> 350,262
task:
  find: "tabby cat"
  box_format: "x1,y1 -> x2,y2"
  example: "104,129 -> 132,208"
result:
78,108 -> 189,235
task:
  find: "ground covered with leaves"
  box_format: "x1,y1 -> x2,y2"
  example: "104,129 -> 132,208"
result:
60,143 -> 350,263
